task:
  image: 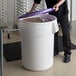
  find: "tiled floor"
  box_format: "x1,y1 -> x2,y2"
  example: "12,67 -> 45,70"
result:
3,21 -> 76,76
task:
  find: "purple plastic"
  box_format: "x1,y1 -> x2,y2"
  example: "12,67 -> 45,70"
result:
19,8 -> 55,19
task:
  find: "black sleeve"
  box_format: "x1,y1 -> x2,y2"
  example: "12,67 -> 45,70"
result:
34,0 -> 41,4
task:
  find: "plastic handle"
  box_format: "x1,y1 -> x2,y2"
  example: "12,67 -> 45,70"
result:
19,8 -> 55,19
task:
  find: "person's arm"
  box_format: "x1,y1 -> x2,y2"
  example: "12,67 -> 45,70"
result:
30,3 -> 38,12
30,0 -> 41,12
53,0 -> 65,11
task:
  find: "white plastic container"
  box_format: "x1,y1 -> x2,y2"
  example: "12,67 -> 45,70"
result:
19,14 -> 59,71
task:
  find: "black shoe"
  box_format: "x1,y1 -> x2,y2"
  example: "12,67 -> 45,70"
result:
54,51 -> 59,56
63,54 -> 71,63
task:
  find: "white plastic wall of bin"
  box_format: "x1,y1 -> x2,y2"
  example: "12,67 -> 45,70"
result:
19,14 -> 59,71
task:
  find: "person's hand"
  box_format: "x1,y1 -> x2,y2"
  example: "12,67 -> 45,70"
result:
29,9 -> 35,13
27,9 -> 34,14
53,4 -> 59,11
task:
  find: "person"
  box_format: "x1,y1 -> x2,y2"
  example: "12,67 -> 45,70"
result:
30,0 -> 71,63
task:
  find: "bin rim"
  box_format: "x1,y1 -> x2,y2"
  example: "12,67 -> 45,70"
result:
19,14 -> 57,24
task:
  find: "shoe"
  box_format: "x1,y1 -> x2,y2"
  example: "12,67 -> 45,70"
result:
54,51 -> 59,56
63,54 -> 71,63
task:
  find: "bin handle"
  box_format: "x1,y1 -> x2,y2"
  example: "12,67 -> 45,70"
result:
19,8 -> 55,19
52,20 -> 59,34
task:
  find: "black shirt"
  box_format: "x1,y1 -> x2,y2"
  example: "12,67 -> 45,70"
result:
34,0 -> 69,18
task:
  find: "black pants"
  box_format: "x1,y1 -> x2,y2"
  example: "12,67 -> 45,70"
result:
54,14 -> 71,56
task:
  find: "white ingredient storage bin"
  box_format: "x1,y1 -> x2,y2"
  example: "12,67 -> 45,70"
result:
18,14 -> 59,71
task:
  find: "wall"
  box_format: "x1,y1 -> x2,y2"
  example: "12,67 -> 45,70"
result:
68,0 -> 76,21
72,0 -> 76,21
